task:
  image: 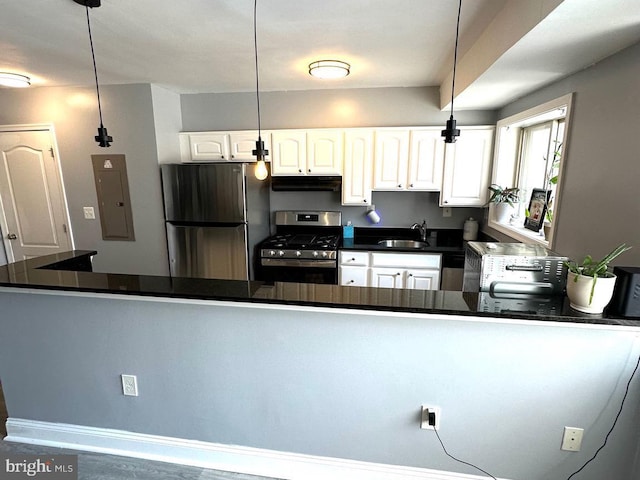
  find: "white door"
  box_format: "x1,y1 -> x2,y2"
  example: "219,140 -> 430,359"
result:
373,130 -> 410,190
0,129 -> 72,262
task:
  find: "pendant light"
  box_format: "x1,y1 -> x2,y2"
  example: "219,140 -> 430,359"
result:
74,0 -> 112,147
251,0 -> 269,180
441,0 -> 462,143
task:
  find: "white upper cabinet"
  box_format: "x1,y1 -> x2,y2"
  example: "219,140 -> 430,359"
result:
440,126 -> 495,207
229,131 -> 271,161
306,130 -> 343,175
342,129 -> 373,205
271,130 -> 342,176
179,131 -> 271,162
409,129 -> 445,190
271,130 -> 307,175
373,130 -> 410,190
373,128 -> 443,191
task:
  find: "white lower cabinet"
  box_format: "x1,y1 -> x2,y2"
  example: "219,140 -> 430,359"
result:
339,251 -> 441,290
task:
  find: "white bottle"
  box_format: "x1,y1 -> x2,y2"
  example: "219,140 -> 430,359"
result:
463,217 -> 478,241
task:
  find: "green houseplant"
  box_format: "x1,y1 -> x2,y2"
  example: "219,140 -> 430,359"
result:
564,243 -> 632,313
486,184 -> 521,224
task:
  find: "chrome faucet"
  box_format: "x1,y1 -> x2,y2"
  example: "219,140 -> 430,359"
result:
411,220 -> 428,242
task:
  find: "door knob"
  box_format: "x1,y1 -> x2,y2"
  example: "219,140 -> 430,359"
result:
7,233 -> 17,240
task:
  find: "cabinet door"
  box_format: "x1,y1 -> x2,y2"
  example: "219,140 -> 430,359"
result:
342,130 -> 373,205
405,269 -> 440,290
373,130 -> 410,190
271,130 -> 306,176
183,133 -> 230,162
409,129 -> 444,191
440,127 -> 494,206
229,132 -> 271,162
370,267 -> 404,289
307,130 -> 343,175
339,266 -> 369,287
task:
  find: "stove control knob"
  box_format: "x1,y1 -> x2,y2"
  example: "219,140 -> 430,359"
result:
312,251 -> 319,257
278,250 -> 285,257
269,250 -> 276,256
296,251 -> 302,257
321,251 -> 329,258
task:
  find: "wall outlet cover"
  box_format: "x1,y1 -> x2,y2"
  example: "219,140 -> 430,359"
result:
561,426 -> 584,451
121,374 -> 138,397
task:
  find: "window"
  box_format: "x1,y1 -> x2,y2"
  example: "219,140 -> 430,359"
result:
488,94 -> 573,247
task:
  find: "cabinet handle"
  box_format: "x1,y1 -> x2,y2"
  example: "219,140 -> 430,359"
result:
351,258 -> 356,261
221,155 -> 225,159
444,200 -> 449,204
410,183 -> 414,188
299,169 -> 303,173
409,274 -> 413,277
231,155 -> 235,159
348,280 -> 354,284
396,272 -> 401,276
398,184 -> 402,188
364,199 -> 367,203
7,233 -> 17,240
308,169 -> 312,173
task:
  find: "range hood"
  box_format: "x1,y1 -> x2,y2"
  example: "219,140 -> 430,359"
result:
271,176 -> 342,192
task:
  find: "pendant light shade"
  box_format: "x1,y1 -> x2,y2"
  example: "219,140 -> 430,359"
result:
0,73 -> 31,88
252,0 -> 269,180
442,0 -> 462,144
75,0 -> 112,147
308,60 -> 350,79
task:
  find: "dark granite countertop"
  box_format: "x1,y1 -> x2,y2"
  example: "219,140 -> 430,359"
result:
0,250 -> 638,327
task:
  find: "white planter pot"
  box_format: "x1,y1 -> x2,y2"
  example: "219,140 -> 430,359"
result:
566,271 -> 617,314
494,203 -> 515,224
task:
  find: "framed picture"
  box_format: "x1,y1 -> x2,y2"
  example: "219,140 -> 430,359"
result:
524,189 -> 550,232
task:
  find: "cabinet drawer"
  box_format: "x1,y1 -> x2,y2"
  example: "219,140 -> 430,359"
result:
370,252 -> 441,269
339,251 -> 370,266
339,266 -> 369,286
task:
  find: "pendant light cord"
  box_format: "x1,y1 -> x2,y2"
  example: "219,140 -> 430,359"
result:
253,0 -> 262,138
450,0 -> 462,118
85,5 -> 105,128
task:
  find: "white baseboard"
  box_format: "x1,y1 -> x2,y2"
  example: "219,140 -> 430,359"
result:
5,418 -> 506,480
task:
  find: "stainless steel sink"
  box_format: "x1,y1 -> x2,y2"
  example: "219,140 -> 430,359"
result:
377,239 -> 430,249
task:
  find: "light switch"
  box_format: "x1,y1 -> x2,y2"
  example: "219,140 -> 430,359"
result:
83,207 -> 95,219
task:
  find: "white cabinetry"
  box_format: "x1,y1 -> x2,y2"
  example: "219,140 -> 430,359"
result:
440,126 -> 494,206
271,130 -> 343,176
373,128 -> 443,191
342,129 -> 373,205
409,129 -> 445,190
373,130 -> 410,190
179,131 -> 271,163
339,250 -> 441,290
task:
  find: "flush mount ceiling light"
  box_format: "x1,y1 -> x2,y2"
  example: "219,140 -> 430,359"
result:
252,0 -> 269,181
74,0 -> 112,147
441,0 -> 462,144
308,60 -> 350,79
0,73 -> 31,88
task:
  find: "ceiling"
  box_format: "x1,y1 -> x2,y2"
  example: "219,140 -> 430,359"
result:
1,0 -> 640,110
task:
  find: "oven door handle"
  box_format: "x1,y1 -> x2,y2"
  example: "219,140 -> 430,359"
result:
261,258 -> 337,268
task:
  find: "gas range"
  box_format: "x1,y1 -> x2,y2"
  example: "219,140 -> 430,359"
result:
259,232 -> 340,260
256,211 -> 342,284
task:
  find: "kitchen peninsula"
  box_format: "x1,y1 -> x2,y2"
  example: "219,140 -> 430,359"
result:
1,251 -> 640,480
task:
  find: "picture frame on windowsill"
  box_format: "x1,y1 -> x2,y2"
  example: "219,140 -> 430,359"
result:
524,189 -> 550,232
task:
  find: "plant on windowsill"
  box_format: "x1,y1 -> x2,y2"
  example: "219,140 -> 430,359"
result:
486,184 -> 521,224
564,243 -> 632,314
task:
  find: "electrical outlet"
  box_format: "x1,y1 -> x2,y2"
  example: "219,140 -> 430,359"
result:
561,427 -> 584,451
121,374 -> 138,397
83,206 -> 95,219
442,207 -> 452,217
420,405 -> 440,430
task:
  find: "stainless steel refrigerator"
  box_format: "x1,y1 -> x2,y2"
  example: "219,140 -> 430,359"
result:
161,163 -> 270,281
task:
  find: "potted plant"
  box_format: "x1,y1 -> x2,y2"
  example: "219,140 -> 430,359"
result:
486,184 -> 520,224
564,243 -> 632,314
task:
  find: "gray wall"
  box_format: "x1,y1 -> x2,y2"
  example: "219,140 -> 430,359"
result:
182,86 -> 496,230
485,41 -> 640,265
1,289 -> 639,480
0,84 -> 169,275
